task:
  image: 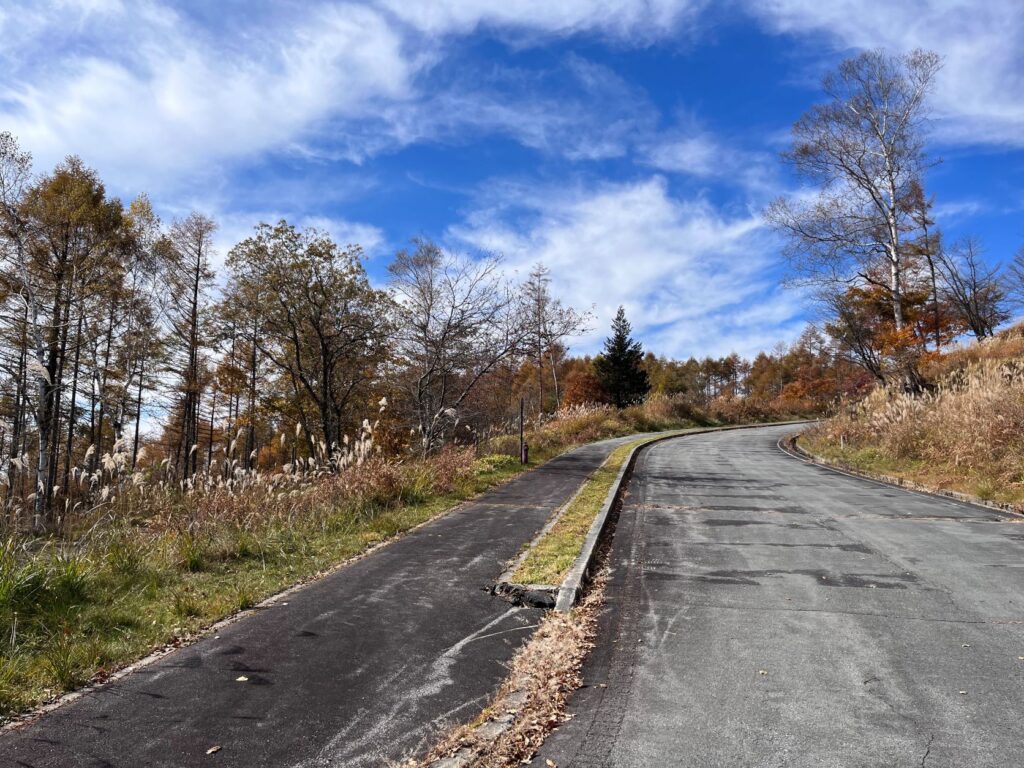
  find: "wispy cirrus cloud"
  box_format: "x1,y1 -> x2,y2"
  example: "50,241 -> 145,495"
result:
0,0 -> 706,191
375,0 -> 706,41
0,2 -> 413,189
640,131 -> 780,198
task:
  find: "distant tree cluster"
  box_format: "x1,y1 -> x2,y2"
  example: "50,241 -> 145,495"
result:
767,49 -> 1023,390
562,319 -> 867,416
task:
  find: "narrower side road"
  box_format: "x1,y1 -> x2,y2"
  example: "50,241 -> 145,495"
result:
0,435 -> 649,768
535,425 -> 1024,768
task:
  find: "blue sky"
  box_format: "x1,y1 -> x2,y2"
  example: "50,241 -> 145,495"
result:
2,0 -> 1022,359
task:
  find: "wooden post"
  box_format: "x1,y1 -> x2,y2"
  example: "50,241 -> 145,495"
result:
519,397 -> 526,464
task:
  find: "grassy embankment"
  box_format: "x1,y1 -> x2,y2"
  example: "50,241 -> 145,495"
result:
802,324 -> 1024,509
0,398 -> 744,720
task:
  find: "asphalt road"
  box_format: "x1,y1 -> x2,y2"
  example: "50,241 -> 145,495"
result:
535,425 -> 1024,768
0,435 -> 646,768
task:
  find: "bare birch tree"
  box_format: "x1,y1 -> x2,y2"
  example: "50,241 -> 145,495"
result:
766,49 -> 942,385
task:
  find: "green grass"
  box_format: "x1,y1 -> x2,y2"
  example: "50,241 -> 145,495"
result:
0,454 -> 531,721
512,434 -> 679,586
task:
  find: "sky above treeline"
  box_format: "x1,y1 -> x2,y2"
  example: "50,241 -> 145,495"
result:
2,0 -> 1022,359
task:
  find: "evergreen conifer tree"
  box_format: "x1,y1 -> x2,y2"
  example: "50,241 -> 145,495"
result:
594,306 -> 650,407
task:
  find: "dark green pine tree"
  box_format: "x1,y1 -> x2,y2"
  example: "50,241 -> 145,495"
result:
594,306 -> 651,408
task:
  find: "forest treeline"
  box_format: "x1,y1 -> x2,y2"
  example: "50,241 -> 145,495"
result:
0,131 -> 863,535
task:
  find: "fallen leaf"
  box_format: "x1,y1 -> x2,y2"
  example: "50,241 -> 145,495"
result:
206,746 -> 221,755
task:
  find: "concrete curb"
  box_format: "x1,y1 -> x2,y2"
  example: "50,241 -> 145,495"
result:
779,432 -> 1024,519
491,474 -> 596,608
553,421 -> 809,612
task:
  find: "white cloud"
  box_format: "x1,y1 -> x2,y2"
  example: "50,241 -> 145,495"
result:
744,0 -> 1024,147
375,0 -> 705,40
205,212 -> 387,275
931,199 -> 986,223
640,130 -> 780,198
644,136 -> 719,176
449,176 -> 805,359
1,2 -> 413,188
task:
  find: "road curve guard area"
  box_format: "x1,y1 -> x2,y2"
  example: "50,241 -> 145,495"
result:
495,422 -> 809,612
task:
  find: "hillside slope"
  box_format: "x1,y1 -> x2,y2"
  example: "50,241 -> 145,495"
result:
803,324 -> 1024,510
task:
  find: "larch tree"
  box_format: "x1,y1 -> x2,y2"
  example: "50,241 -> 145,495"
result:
521,263 -> 589,414
162,213 -> 216,481
1,147 -> 126,529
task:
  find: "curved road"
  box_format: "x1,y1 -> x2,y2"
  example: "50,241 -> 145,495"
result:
536,425 -> 1024,768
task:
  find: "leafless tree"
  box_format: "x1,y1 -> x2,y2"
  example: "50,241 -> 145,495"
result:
935,237 -> 1011,340
389,239 -> 527,454
521,263 -> 590,413
1009,245 -> 1024,308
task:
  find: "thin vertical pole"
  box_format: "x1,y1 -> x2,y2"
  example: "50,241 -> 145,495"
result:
519,397 -> 525,464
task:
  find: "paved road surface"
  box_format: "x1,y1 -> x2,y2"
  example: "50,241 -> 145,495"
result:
0,435 -> 647,768
536,425 -> 1024,768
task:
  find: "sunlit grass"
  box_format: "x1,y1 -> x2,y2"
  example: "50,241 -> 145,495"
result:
512,433 -> 685,586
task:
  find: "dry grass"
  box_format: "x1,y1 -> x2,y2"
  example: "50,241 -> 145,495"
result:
404,569 -> 607,768
805,329 -> 1024,507
920,322 -> 1024,380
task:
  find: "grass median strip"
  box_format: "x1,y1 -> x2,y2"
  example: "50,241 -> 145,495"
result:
511,436 -> 663,587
